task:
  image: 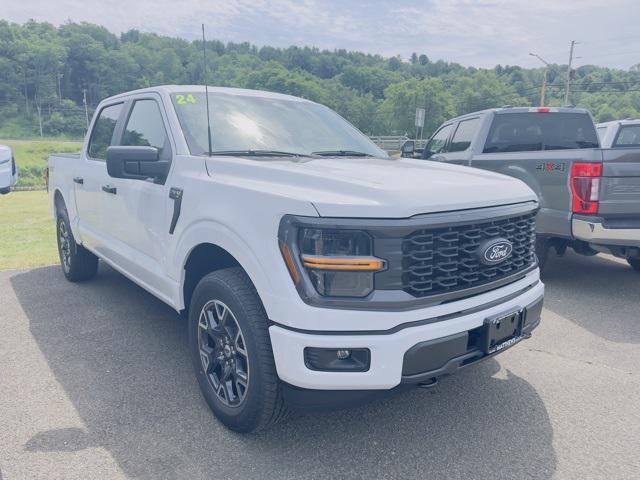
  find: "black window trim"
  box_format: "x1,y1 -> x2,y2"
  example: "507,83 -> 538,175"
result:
117,96 -> 174,159
612,124 -> 640,148
86,101 -> 126,162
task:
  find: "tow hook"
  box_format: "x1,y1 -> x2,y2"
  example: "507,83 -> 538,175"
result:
417,377 -> 438,389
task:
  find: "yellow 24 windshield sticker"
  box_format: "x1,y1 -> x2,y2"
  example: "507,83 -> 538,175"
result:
175,94 -> 197,105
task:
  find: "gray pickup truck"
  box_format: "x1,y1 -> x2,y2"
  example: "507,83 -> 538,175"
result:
402,107 -> 640,269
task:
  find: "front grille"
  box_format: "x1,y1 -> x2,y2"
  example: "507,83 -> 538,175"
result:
402,211 -> 536,298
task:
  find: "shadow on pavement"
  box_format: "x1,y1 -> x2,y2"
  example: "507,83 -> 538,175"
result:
541,251 -> 640,344
11,264 -> 556,479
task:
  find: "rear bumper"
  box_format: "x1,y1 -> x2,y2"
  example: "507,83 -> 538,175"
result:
269,279 -> 543,392
572,218 -> 640,247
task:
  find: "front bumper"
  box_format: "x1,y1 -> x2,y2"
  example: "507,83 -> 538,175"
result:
269,279 -> 543,391
572,218 -> 640,247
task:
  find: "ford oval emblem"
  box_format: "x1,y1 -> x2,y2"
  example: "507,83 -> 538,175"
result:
479,238 -> 513,265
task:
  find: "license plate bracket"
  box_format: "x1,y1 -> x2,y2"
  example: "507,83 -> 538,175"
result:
483,309 -> 524,354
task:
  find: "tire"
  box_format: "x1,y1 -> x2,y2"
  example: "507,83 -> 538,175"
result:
188,267 -> 288,433
56,208 -> 99,282
535,236 -> 550,269
628,258 -> 640,271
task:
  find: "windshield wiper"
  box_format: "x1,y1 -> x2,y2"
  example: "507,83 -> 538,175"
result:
208,150 -> 305,157
311,150 -> 374,157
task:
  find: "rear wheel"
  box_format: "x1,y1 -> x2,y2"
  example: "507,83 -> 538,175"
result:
627,258 -> 640,271
188,267 -> 287,432
56,209 -> 98,282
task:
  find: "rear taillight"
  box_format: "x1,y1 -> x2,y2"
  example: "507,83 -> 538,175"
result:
571,162 -> 602,214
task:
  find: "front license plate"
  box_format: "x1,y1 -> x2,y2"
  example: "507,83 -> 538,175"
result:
483,310 -> 524,354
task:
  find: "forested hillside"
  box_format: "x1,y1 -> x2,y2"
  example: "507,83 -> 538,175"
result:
1,20 -> 639,139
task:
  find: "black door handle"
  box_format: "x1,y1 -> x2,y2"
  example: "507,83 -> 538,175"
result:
102,185 -> 117,194
169,187 -> 183,234
73,177 -> 84,184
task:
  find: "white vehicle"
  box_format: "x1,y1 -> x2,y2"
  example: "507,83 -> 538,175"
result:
47,86 -> 544,432
0,145 -> 17,194
597,119 -> 640,148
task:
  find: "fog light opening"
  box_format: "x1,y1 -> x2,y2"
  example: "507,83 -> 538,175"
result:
304,347 -> 370,372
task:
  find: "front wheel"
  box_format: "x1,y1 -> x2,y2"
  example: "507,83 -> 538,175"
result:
627,258 -> 640,271
188,267 -> 287,433
56,210 -> 98,282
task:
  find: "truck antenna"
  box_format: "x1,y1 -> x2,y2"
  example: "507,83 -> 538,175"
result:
202,23 -> 213,156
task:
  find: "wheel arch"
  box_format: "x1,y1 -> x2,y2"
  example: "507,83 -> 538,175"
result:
53,188 -> 66,214
175,222 -> 276,316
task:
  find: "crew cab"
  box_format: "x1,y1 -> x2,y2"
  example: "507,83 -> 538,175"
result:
48,86 -> 543,432
0,144 -> 17,194
403,107 -> 640,269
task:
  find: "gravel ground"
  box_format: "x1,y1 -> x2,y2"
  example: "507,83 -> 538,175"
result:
1,251 -> 638,479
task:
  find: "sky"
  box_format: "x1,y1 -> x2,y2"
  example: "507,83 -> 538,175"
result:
3,0 -> 640,70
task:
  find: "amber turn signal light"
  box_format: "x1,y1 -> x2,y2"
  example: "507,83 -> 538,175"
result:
301,255 -> 385,271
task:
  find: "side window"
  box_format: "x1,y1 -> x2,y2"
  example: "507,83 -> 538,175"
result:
449,118 -> 481,153
121,99 -> 171,159
87,103 -> 123,160
423,124 -> 453,158
614,125 -> 640,147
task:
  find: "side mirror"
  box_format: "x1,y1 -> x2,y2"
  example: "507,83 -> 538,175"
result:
400,140 -> 415,158
106,146 -> 169,181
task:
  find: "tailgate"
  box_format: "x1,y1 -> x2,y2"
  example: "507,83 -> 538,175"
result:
471,149 -> 602,238
600,148 -> 640,221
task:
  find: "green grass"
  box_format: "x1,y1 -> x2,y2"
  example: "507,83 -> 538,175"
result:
0,190 -> 59,270
1,138 -> 82,187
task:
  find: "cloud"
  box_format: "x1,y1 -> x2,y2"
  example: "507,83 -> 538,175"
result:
4,0 -> 640,68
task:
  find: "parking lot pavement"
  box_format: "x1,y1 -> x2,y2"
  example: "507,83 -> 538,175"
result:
0,252 -> 638,480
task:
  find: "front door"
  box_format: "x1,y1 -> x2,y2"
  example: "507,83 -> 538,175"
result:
105,96 -> 175,298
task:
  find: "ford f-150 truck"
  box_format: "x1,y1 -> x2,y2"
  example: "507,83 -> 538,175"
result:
48,86 -> 543,432
0,144 -> 17,194
403,107 -> 640,269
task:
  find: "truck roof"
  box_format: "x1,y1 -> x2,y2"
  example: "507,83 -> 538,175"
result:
596,119 -> 640,127
102,85 -> 313,104
449,106 -> 592,123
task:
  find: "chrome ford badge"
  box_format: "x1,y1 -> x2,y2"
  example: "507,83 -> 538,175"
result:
479,238 -> 513,265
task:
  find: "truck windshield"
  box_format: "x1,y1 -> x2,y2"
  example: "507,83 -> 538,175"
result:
170,91 -> 385,158
483,112 -> 599,153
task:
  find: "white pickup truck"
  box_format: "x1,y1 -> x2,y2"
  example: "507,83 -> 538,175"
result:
48,85 -> 544,432
0,144 -> 17,194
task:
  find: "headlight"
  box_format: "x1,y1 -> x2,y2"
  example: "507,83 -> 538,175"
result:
289,228 -> 385,298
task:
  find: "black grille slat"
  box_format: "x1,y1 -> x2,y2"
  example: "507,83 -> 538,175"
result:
401,212 -> 536,298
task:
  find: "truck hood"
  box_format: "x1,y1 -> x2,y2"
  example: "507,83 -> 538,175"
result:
205,155 -> 537,218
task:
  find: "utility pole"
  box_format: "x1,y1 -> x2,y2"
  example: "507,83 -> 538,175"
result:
529,52 -> 550,106
57,73 -> 63,102
82,89 -> 89,129
564,40 -> 577,105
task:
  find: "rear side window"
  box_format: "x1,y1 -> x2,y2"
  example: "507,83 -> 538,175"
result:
88,103 -> 123,160
614,125 -> 640,147
121,99 -> 171,159
449,118 -> 481,152
483,113 -> 599,153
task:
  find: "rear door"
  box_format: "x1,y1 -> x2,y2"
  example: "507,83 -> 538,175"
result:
600,125 -> 640,222
75,102 -> 125,250
470,110 -> 600,238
